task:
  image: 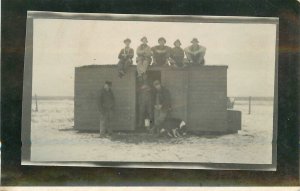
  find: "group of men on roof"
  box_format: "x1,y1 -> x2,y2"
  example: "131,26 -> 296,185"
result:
117,37 -> 206,78
98,37 -> 206,138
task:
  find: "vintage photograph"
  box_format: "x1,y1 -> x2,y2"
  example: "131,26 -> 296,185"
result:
22,12 -> 277,168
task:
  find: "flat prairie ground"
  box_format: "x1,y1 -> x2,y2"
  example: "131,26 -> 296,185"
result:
30,99 -> 274,164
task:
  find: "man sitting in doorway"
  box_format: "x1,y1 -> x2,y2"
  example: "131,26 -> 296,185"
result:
117,38 -> 134,78
184,38 -> 206,66
151,37 -> 171,67
98,81 -> 115,138
152,80 -> 172,134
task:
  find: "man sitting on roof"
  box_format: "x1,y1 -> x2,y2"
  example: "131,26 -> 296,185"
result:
151,37 -> 171,67
136,36 -> 152,78
184,38 -> 206,66
169,39 -> 186,68
117,38 -> 134,78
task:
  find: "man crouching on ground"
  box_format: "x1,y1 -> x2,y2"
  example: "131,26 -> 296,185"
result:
98,81 -> 115,138
152,80 -> 171,134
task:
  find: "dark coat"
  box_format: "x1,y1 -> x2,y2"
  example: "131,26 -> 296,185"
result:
98,88 -> 115,113
170,47 -> 184,67
118,47 -> 134,61
151,45 -> 171,65
137,84 -> 153,105
153,86 -> 171,111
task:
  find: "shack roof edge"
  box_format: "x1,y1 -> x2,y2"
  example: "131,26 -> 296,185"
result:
75,64 -> 228,69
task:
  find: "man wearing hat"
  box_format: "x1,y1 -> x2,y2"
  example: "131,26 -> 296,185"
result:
136,37 -> 153,77
169,39 -> 185,68
152,80 -> 171,134
151,37 -> 171,66
98,81 -> 115,137
184,38 -> 206,65
117,38 -> 134,78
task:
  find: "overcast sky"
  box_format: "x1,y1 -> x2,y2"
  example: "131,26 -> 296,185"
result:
32,18 -> 276,97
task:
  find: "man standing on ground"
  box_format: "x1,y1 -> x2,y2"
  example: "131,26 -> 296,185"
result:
117,38 -> 134,78
137,74 -> 153,131
152,80 -> 171,134
151,37 -> 171,66
184,38 -> 206,66
136,37 -> 152,79
98,81 -> 115,138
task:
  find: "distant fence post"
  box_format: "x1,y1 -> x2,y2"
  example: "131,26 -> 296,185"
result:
248,96 -> 251,115
35,94 -> 38,112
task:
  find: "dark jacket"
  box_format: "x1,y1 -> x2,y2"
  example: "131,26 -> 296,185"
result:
170,47 -> 184,66
118,47 -> 134,61
98,88 -> 115,112
137,83 -> 153,105
151,45 -> 171,65
153,86 -> 171,111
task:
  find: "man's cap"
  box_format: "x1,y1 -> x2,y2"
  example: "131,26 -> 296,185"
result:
153,80 -> 161,86
174,39 -> 181,46
141,36 -> 148,42
158,37 -> 166,43
191,38 -> 199,43
124,38 -> 131,43
105,81 -> 112,86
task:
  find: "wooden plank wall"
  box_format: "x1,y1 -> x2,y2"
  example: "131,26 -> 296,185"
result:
74,66 -> 136,131
162,70 -> 188,122
74,65 -> 228,133
187,67 -> 228,132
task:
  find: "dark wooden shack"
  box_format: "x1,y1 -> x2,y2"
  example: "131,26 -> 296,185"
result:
74,65 -> 241,133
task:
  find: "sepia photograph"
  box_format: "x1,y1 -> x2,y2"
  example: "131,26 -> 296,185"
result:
21,11 -> 278,169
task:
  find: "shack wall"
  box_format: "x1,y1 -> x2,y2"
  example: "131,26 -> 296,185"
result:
187,67 -> 227,132
74,65 -> 136,131
161,69 -> 188,122
74,65 -> 229,133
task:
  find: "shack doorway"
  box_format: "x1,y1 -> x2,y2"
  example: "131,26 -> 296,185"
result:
135,70 -> 161,132
146,70 -> 161,86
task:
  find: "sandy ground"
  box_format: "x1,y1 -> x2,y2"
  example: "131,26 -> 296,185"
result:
29,99 -> 274,164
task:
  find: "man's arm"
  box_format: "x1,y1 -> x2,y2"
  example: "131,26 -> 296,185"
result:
193,46 -> 206,55
184,46 -> 191,54
118,49 -> 125,59
98,90 -> 103,113
199,46 -> 206,57
179,48 -> 185,59
111,91 -> 115,111
145,46 -> 153,57
162,88 -> 172,110
136,46 -> 144,56
128,48 -> 134,59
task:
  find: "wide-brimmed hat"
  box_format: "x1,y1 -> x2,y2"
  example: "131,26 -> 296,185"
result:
153,80 -> 161,86
123,38 -> 131,43
191,38 -> 199,43
105,81 -> 112,86
158,37 -> 166,43
141,36 -> 148,42
174,39 -> 181,46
